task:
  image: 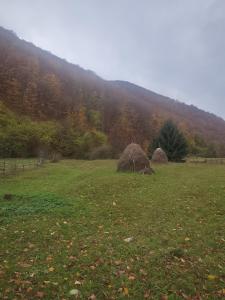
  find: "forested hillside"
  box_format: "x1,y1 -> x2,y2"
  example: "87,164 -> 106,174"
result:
1,26 -> 225,157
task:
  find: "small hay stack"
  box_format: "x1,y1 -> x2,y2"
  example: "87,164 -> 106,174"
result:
151,147 -> 168,164
117,143 -> 153,173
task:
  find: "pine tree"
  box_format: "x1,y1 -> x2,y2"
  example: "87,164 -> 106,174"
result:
152,120 -> 188,161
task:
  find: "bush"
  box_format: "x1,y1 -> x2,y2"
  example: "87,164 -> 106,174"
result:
89,145 -> 114,160
0,102 -> 59,158
76,131 -> 107,159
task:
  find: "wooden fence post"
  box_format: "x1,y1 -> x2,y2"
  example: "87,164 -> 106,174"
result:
3,160 -> 6,176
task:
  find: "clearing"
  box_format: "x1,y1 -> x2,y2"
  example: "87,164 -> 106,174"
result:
0,160 -> 224,299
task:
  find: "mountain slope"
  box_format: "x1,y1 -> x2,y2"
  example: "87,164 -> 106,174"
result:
0,26 -> 225,154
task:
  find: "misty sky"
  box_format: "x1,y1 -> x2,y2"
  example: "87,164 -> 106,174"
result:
0,0 -> 224,119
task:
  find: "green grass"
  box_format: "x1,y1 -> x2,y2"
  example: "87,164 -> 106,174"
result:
0,160 -> 224,299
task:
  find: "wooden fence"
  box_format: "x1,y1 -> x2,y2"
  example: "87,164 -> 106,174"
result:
188,157 -> 225,164
0,159 -> 44,177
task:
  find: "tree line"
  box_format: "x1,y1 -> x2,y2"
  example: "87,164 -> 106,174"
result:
1,101 -> 223,160
0,102 -> 107,159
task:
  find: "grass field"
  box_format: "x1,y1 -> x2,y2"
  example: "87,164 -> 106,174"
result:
0,160 -> 224,299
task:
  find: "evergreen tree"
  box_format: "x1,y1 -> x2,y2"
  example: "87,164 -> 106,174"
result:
152,120 -> 188,161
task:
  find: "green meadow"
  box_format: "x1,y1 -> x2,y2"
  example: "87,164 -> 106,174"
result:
0,160 -> 224,299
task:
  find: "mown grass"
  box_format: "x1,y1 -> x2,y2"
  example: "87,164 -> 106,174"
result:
0,160 -> 224,299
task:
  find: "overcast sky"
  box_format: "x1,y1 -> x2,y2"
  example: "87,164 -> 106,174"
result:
0,0 -> 224,118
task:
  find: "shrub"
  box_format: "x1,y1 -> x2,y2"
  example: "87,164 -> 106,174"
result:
89,145 -> 114,160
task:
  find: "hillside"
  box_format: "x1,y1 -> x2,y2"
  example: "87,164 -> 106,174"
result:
0,26 -> 225,156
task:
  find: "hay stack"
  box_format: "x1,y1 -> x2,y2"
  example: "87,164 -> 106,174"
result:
117,143 -> 152,173
151,147 -> 168,163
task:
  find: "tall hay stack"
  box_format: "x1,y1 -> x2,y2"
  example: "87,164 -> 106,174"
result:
151,147 -> 168,164
117,143 -> 153,173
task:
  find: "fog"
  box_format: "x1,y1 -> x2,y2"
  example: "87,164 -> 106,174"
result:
0,0 -> 224,118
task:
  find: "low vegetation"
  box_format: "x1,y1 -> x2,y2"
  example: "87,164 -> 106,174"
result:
0,102 -> 107,159
0,160 -> 224,299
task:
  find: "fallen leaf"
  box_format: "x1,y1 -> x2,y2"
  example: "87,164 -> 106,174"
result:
18,262 -> 31,268
0,270 -> 5,277
123,287 -> 129,295
69,256 -> 76,260
180,293 -> 189,299
217,289 -> 225,296
46,256 -> 53,261
48,267 -> 54,272
144,290 -> 151,298
124,237 -> 133,243
207,274 -> 217,280
69,289 -> 79,296
140,269 -> 147,276
36,291 -> 44,298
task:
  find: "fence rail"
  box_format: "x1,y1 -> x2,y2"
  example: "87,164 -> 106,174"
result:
188,157 -> 225,164
0,159 -> 43,177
